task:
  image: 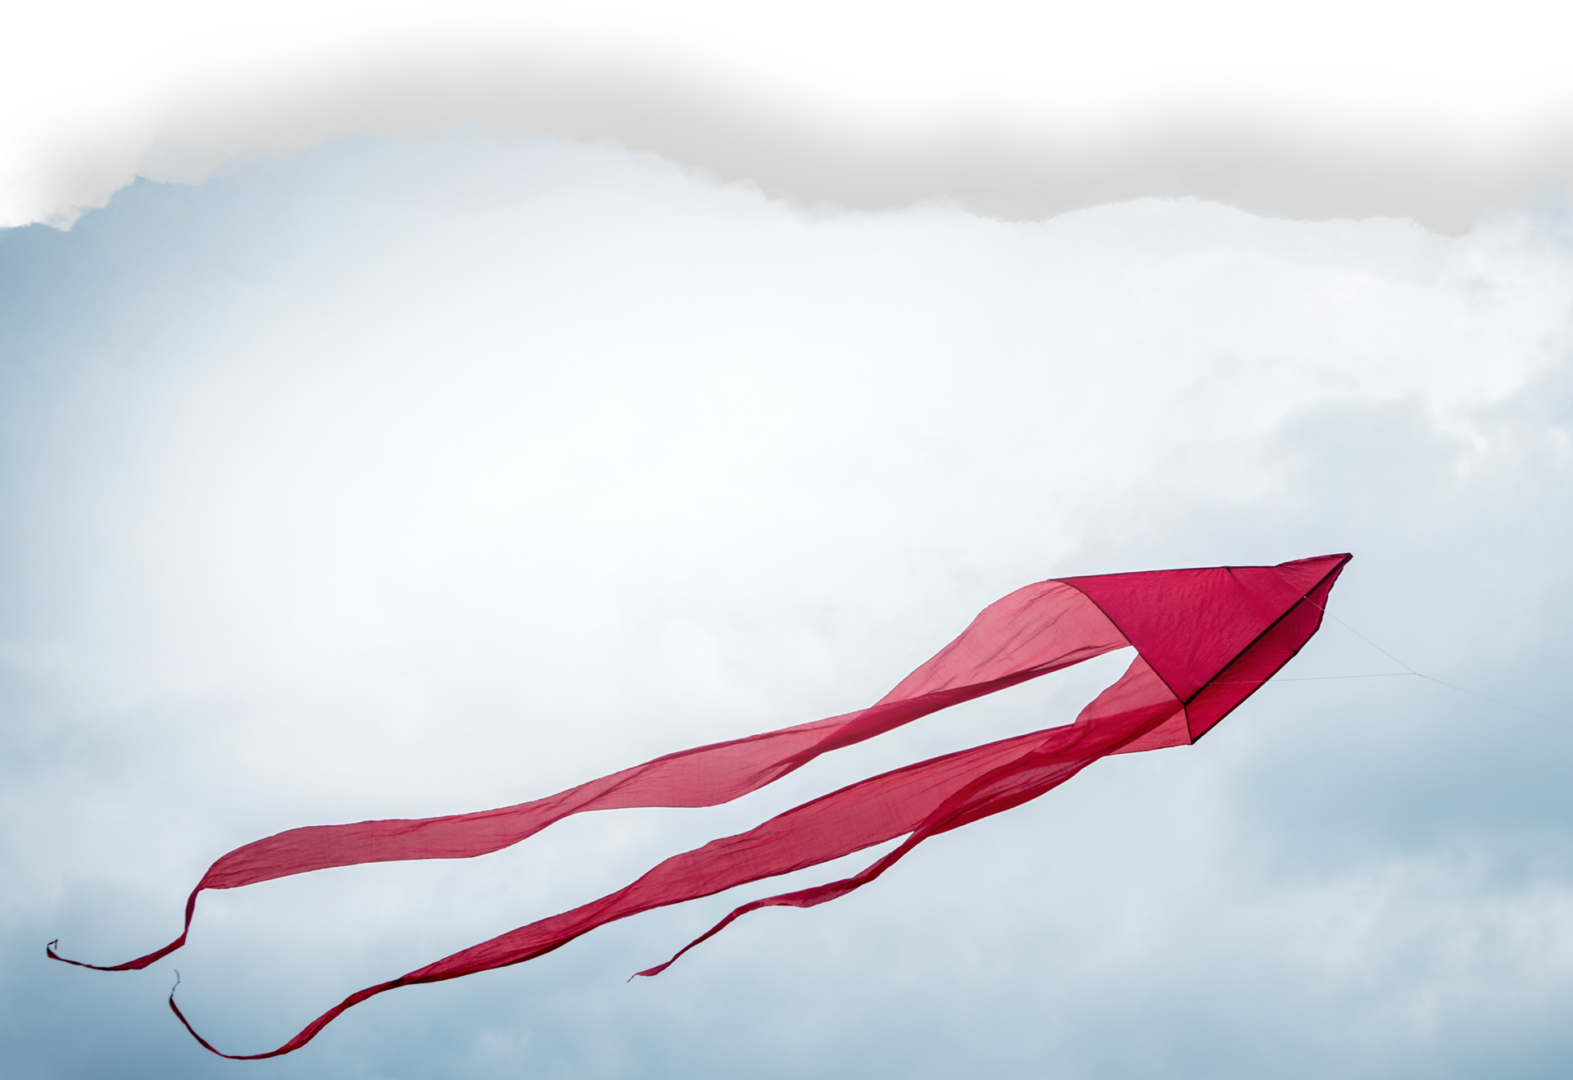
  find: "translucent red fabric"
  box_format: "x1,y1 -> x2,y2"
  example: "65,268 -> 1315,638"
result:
52,554 -> 1350,1058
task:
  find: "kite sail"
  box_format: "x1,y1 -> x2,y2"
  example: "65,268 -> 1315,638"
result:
50,553 -> 1350,1058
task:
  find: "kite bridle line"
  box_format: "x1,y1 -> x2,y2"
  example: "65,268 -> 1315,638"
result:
1208,588 -> 1568,729
1295,595 -> 1570,732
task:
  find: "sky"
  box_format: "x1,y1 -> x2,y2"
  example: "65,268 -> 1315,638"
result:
2,4 -> 1573,1078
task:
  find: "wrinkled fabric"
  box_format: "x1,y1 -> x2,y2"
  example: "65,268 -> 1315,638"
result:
55,554 -> 1350,1058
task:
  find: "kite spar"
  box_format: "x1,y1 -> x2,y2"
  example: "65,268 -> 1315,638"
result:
51,553 -> 1350,1058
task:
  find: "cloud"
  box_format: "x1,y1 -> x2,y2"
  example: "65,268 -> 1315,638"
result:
149,65 -> 1573,234
2,132 -> 1571,1075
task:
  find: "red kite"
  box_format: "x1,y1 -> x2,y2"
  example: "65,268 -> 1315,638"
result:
51,553 -> 1350,1057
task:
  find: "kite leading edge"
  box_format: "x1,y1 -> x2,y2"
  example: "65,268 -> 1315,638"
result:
51,554 -> 1350,1058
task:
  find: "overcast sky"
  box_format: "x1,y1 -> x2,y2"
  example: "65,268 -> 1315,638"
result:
3,5 -> 1573,1078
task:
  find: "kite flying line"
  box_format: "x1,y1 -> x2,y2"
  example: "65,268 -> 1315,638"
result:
1223,592 -> 1570,732
1215,590 -> 1565,730
1318,611 -> 1568,730
51,553 -> 1351,1058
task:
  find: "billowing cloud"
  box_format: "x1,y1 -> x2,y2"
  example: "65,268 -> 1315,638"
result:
2,132 -> 1571,1075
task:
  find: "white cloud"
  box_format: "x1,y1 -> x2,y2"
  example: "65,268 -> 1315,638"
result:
3,133 -> 1571,1073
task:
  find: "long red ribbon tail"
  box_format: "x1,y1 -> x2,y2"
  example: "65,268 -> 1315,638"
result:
169,655 -> 1187,1058
638,739 -> 1107,978
49,580 -> 1125,971
46,885 -> 201,970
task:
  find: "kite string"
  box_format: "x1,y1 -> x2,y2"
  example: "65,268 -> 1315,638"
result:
1298,598 -> 1570,731
1269,673 -> 1413,681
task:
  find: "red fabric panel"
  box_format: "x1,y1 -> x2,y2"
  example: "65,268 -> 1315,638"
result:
1183,565 -> 1345,740
1064,554 -> 1349,703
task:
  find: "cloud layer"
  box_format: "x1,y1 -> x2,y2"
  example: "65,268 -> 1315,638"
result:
3,132 -> 1572,1076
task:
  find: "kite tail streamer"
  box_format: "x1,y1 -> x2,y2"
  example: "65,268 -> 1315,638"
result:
635,772 -> 1070,978
46,887 -> 201,970
171,655 -> 1186,1058
640,653 -> 1199,977
48,581 -> 1126,971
